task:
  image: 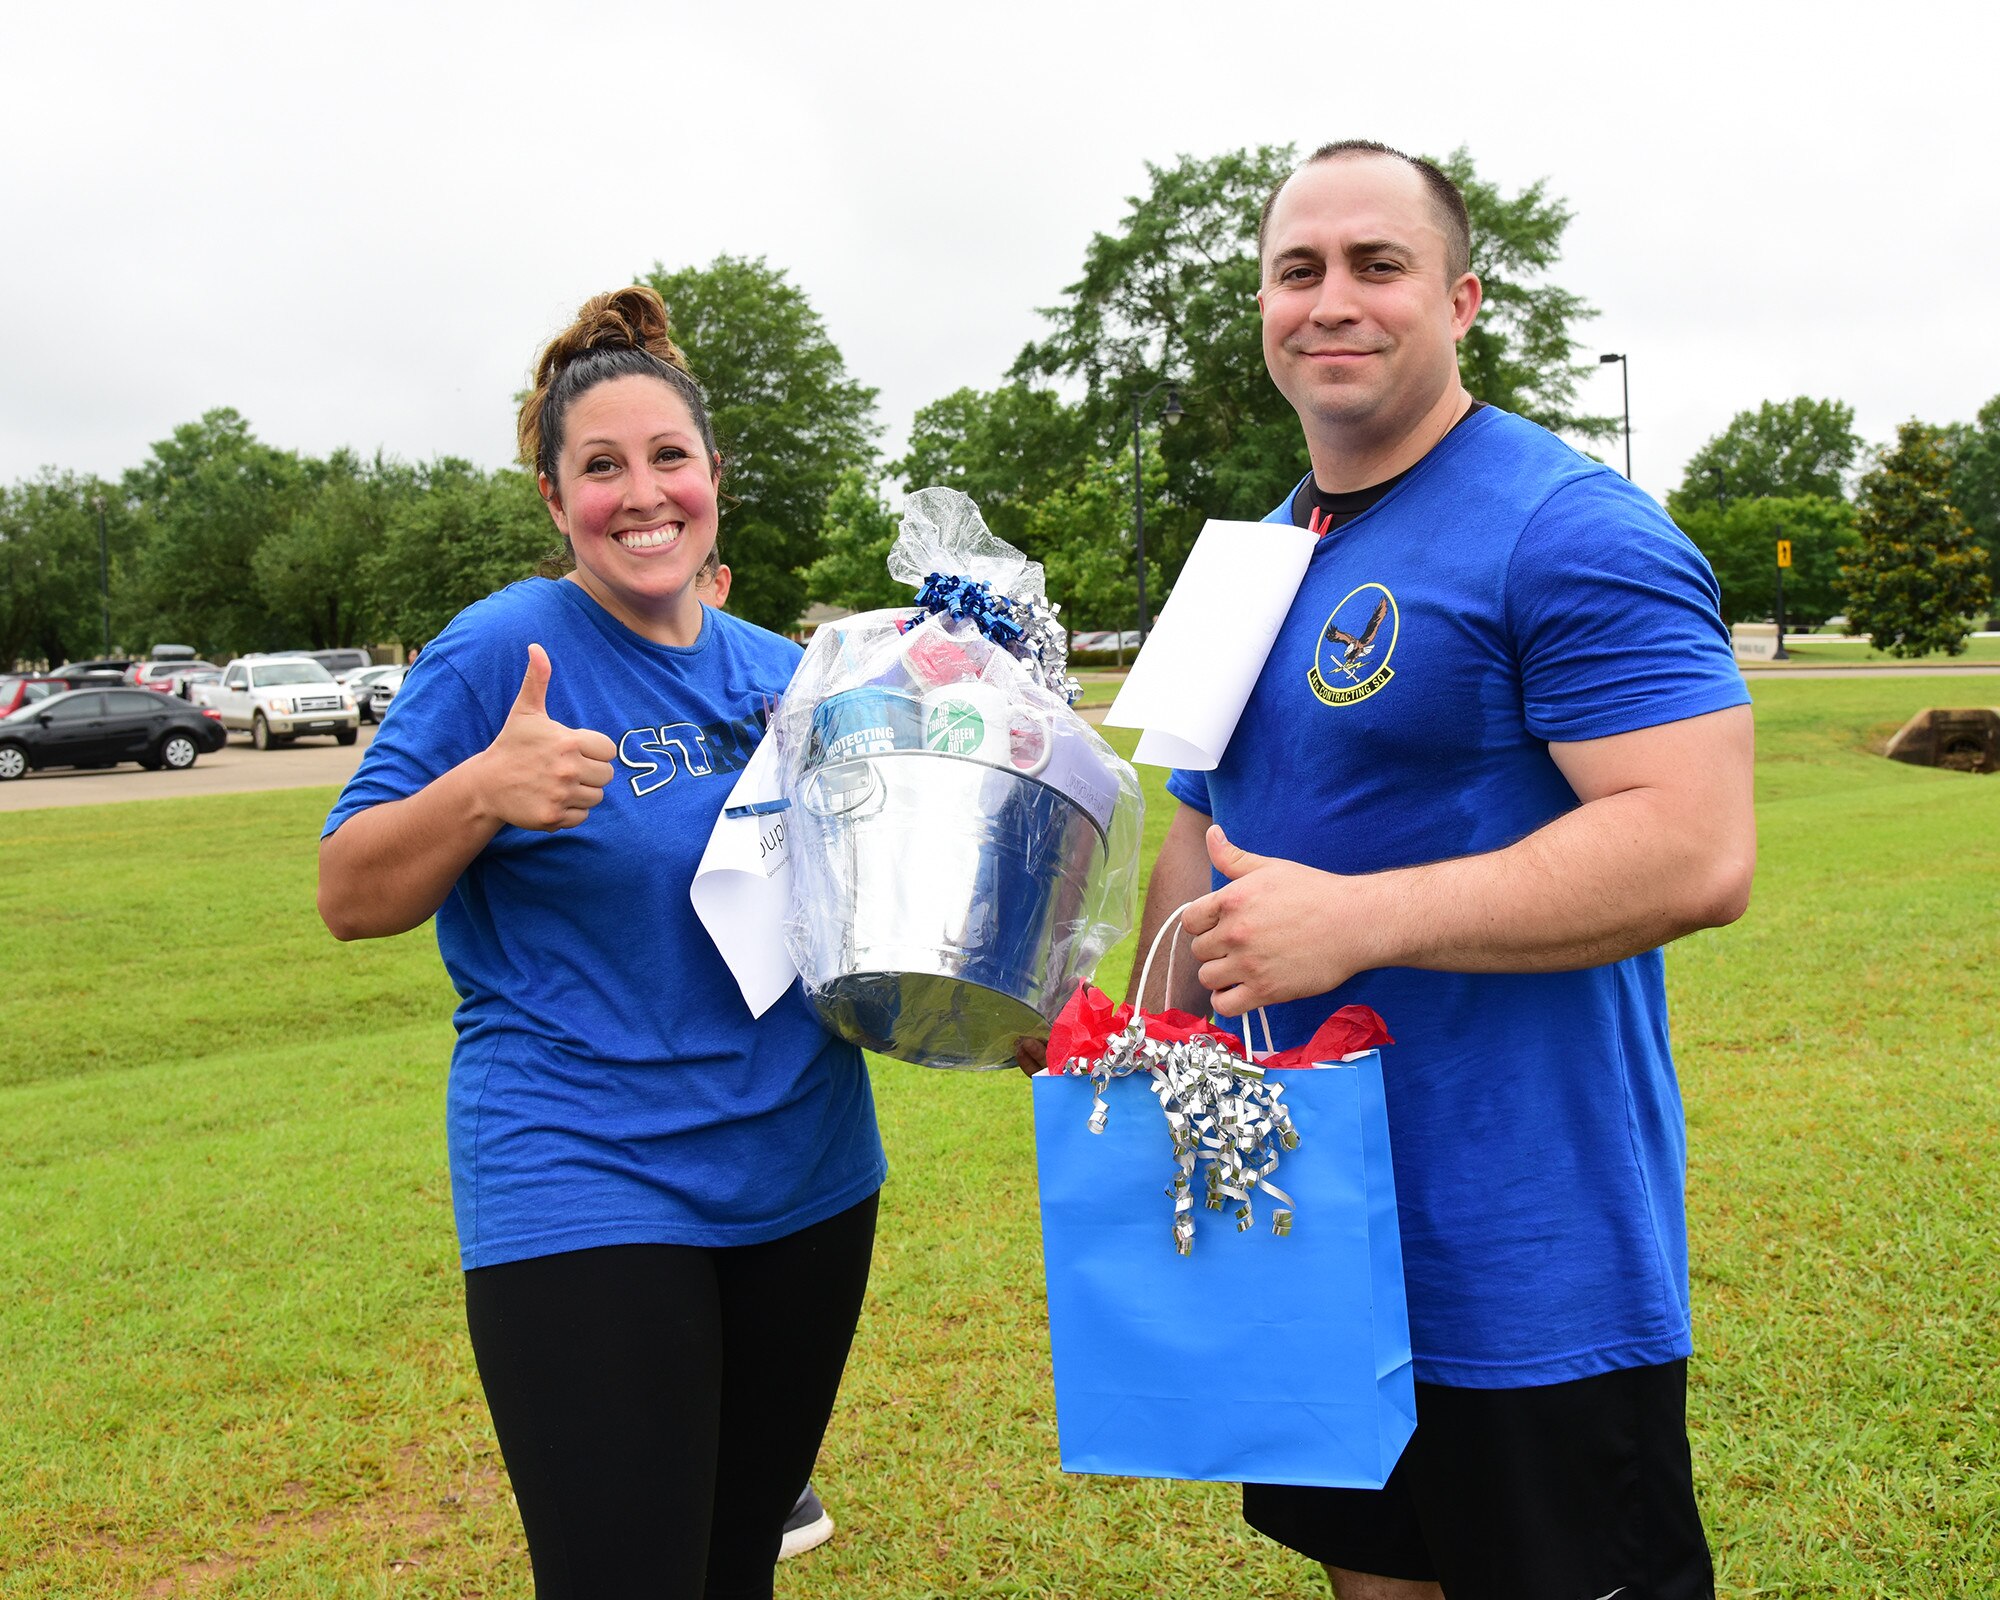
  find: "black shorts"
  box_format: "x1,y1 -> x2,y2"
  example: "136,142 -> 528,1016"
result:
1243,1359 -> 1713,1600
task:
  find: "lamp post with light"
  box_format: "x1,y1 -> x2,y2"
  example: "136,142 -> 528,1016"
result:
1599,352 -> 1631,480
1131,380 -> 1184,643
90,493 -> 111,655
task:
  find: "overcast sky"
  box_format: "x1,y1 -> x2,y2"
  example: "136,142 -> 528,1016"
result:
5,0 -> 1994,508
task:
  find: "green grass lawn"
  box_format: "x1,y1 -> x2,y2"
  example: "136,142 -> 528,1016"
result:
2,680 -> 1995,1596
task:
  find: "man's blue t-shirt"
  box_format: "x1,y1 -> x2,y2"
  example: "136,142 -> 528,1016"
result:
325,578 -> 886,1270
1166,407 -> 1749,1388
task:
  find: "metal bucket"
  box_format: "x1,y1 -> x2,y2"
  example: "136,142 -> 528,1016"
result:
794,748 -> 1108,1070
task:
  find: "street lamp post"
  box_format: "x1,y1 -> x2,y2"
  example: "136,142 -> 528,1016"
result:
1598,352 -> 1631,481
1130,380 -> 1184,644
90,493 -> 111,655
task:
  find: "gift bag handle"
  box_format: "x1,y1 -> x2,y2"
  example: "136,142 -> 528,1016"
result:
1136,901 -> 1276,1058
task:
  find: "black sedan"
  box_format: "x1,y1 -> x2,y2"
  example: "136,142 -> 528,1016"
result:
0,687 -> 227,780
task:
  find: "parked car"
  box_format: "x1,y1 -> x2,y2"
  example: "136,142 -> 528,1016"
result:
1069,630 -> 1143,656
0,687 -> 226,780
344,664 -> 401,723
49,659 -> 137,686
302,647 -> 375,679
128,659 -> 219,692
0,676 -> 75,717
169,665 -> 223,700
209,657 -> 360,748
364,667 -> 405,721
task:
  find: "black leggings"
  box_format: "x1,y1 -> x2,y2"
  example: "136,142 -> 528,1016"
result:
464,1192 -> 878,1600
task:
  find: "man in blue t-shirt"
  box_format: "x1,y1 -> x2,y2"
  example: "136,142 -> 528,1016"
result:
1140,143 -> 1753,1598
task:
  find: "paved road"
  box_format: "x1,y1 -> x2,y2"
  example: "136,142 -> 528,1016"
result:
3,664 -> 1994,815
1740,665 -> 2000,681
0,723 -> 378,813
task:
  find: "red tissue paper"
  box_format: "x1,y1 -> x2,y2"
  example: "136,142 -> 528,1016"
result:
1047,984 -> 1393,1073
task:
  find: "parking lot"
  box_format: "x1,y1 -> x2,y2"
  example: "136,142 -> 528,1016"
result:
0,723 -> 377,812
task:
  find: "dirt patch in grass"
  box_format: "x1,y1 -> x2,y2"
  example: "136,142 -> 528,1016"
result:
37,1447 -> 512,1597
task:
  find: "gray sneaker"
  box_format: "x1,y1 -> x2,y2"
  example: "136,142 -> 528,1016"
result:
778,1483 -> 834,1560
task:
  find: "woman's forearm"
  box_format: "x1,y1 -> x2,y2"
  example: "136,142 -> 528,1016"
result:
317,752 -> 504,940
318,646 -> 620,941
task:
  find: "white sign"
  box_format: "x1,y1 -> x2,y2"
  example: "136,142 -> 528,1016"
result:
1731,623 -> 1780,662
690,732 -> 800,1018
1103,518 -> 1320,770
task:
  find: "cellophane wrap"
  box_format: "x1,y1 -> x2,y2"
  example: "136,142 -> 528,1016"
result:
771,489 -> 1143,1069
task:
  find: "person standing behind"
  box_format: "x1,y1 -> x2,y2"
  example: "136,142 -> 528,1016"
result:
317,286 -> 884,1599
1134,143 -> 1754,1599
694,547 -> 732,608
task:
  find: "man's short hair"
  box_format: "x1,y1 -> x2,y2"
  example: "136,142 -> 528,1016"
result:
1258,141 -> 1473,281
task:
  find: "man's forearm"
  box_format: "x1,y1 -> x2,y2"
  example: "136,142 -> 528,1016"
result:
1341,784 -> 1754,978
1187,706 -> 1757,1015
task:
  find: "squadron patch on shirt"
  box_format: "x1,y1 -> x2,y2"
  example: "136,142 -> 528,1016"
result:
1308,582 -> 1399,707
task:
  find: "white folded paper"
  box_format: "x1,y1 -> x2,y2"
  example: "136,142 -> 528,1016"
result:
690,732 -> 799,1018
1103,518 -> 1319,770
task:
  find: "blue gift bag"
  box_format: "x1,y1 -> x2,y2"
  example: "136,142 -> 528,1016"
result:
1033,1052 -> 1415,1487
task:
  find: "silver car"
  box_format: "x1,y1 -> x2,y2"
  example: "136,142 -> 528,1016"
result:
345,664 -> 402,724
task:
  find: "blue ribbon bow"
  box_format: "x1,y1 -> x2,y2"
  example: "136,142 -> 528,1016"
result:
913,572 -> 1029,650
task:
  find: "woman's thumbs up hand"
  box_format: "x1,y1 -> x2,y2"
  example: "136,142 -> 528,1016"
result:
475,644 -> 618,832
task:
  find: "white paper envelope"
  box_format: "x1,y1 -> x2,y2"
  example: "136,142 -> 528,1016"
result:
691,732 -> 799,1018
1104,518 -> 1319,769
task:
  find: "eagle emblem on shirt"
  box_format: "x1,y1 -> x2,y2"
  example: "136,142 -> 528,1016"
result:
1308,583 -> 1400,707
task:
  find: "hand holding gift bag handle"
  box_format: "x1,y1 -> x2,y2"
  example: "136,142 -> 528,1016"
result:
1183,823 -> 1377,1017
1014,893 -> 1277,1078
1134,898 -> 1276,1057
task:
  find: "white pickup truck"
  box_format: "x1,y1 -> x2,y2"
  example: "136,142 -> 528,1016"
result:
202,656 -> 360,749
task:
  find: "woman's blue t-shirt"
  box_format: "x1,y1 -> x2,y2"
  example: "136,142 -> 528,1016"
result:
324,578 -> 886,1269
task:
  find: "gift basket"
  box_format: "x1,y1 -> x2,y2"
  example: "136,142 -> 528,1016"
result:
770,489 -> 1143,1070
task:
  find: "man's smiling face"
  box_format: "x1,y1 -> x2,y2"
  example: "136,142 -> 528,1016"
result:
1259,155 -> 1479,449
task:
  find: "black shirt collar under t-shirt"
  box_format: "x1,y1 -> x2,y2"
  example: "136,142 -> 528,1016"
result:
1290,400 -> 1487,533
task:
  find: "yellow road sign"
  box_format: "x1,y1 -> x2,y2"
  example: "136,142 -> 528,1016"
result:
1776,539 -> 1792,568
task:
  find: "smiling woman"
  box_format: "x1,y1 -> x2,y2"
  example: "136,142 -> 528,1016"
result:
313,285 -> 885,1600
518,289 -> 724,646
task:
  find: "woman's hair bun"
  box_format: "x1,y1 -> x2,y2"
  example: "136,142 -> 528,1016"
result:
535,285 -> 688,389
518,284 -> 714,479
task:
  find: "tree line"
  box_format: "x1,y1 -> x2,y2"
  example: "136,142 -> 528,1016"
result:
1664,396 -> 1995,654
4,145 -> 1992,667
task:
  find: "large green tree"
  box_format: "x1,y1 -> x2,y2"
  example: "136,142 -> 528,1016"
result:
120,409 -> 309,658
1838,422 -> 1992,657
1011,145 -> 1303,580
1667,397 -> 1862,519
803,469 -> 905,614
369,461 -> 551,651
253,450 -> 416,650
641,257 -> 878,633
0,471 -> 136,668
893,383 -> 1093,551
1673,494 -> 1857,629
1437,148 -> 1618,444
1011,144 -> 1617,589
1022,442 -> 1170,640
1939,393 -> 2000,619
